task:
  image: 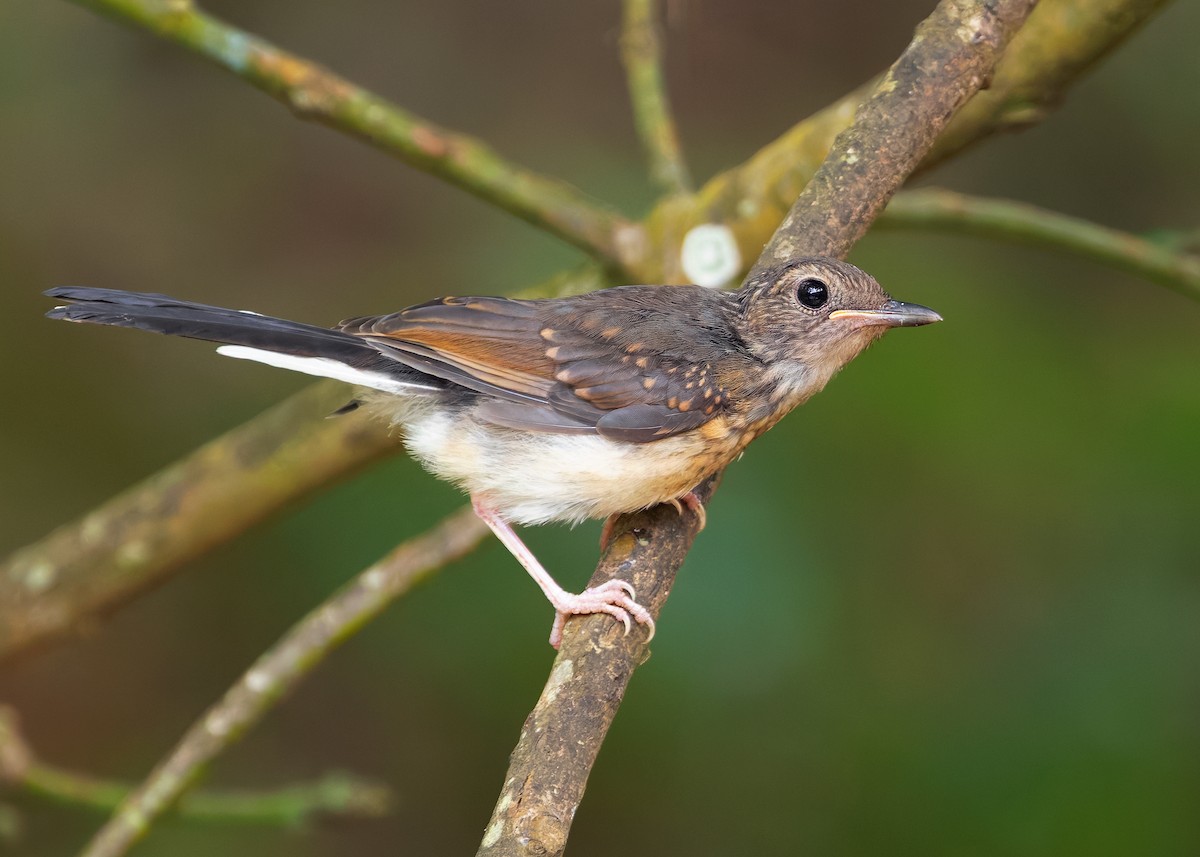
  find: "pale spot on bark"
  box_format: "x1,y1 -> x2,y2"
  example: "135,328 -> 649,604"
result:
23,562 -> 57,594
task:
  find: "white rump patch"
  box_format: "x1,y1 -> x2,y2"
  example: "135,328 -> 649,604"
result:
215,345 -> 439,394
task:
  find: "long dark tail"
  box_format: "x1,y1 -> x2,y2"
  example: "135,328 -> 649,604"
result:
45,287 -> 441,394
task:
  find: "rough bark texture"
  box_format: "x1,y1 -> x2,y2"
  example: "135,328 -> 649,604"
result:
476,477 -> 717,857
754,0 -> 1039,271
477,1 -> 1037,854
923,0 -> 1173,166
636,0 -> 1170,284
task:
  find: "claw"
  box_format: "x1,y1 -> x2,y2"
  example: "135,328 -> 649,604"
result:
546,577 -> 653,649
470,498 -> 656,650
550,613 -> 567,649
675,490 -> 706,532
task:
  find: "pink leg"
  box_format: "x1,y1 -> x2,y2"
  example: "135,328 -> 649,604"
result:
598,514 -> 621,551
472,498 -> 655,649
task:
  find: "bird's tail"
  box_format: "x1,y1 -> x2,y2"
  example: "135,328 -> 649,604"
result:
44,287 -> 441,395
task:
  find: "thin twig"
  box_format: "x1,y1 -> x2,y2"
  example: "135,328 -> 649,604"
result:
65,0 -> 638,268
29,770 -> 392,826
0,707 -> 391,827
478,1 -> 1037,854
77,506 -> 488,857
880,188 -> 1200,301
621,0 -> 692,195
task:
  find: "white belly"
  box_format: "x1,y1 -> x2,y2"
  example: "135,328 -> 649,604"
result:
397,404 -> 710,525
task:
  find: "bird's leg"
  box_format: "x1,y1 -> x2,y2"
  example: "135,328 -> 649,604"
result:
598,513 -> 621,551
471,498 -> 655,649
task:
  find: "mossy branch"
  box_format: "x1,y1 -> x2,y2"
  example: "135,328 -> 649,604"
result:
621,0 -> 692,195
634,0 -> 1174,282
65,0 -> 638,268
880,188 -> 1200,301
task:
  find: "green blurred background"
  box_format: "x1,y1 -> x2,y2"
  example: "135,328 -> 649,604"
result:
2,1 -> 1198,855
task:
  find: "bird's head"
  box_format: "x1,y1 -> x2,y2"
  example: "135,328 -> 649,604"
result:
734,257 -> 941,405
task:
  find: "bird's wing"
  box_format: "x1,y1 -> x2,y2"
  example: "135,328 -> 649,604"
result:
337,293 -> 732,442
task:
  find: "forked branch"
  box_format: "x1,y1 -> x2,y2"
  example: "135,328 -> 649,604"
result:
478,0 -> 1037,853
4,0 -> 1169,665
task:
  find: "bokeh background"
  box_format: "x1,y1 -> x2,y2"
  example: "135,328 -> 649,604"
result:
2,1 -> 1198,855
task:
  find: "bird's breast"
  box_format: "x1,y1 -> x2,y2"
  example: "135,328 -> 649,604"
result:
395,402 -> 740,526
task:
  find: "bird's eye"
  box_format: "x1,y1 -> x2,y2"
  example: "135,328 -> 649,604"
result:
796,278 -> 829,309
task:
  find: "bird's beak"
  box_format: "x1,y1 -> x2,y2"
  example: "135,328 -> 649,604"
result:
829,299 -> 943,328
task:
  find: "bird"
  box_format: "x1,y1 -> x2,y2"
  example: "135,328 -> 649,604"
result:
45,257 -> 940,648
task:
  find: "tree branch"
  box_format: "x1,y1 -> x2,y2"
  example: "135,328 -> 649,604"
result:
0,382 -> 394,662
0,707 -> 391,827
75,506 -> 487,857
636,0 -> 1173,282
65,0 -> 639,268
5,0 -> 1167,665
923,0 -> 1174,167
478,1 -> 1036,854
748,0 -> 1044,269
477,476 -> 718,857
880,188 -> 1200,301
621,0 -> 692,195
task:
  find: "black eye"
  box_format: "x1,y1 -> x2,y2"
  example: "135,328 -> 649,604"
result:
797,278 -> 829,309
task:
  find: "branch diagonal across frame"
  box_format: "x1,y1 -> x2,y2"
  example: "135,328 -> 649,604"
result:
478,0 -> 1037,851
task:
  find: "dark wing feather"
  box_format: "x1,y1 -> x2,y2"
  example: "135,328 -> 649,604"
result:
339,288 -> 737,442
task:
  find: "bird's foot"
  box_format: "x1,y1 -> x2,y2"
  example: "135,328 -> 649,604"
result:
472,495 -> 657,650
600,492 -> 705,552
548,578 -> 655,649
667,490 -> 707,533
